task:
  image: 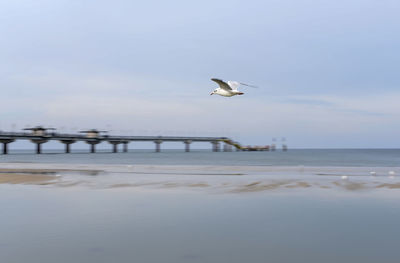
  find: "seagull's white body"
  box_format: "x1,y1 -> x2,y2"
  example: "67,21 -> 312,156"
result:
210,78 -> 255,97
213,87 -> 243,97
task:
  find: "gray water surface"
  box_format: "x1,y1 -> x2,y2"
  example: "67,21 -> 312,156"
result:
1,149 -> 399,166
1,185 -> 400,263
1,149 -> 400,263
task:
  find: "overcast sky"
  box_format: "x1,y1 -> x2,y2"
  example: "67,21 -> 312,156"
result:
1,0 -> 399,148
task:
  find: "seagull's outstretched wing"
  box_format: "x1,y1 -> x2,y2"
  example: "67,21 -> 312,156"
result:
211,78 -> 232,91
227,81 -> 240,90
228,81 -> 258,89
240,82 -> 258,88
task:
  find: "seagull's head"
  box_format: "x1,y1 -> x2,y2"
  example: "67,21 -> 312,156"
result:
210,89 -> 217,95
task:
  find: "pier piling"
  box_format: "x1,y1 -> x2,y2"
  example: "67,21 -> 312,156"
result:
31,139 -> 48,154
123,142 -> 128,153
60,140 -> 76,153
108,141 -> 121,153
0,139 -> 14,154
184,140 -> 191,152
3,143 -> 7,155
154,140 -> 162,152
211,141 -> 220,152
86,141 -> 100,153
223,144 -> 232,152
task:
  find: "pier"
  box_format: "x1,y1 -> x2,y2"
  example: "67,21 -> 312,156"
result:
0,127 -> 247,154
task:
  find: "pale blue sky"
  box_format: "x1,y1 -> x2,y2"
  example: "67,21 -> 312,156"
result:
1,0 -> 399,148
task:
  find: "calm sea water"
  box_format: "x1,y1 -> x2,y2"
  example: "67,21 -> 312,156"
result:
2,185 -> 400,263
0,149 -> 399,166
1,149 -> 400,263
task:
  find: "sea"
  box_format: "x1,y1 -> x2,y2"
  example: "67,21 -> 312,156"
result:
1,148 -> 399,166
1,149 -> 400,263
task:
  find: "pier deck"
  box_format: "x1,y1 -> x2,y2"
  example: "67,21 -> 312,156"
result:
0,131 -> 242,154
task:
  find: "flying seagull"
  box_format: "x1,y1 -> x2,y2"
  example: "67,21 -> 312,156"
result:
210,78 -> 258,97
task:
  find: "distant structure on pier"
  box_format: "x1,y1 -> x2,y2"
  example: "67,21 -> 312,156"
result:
80,129 -> 107,138
23,126 -> 55,136
271,138 -> 277,151
281,137 -> 288,151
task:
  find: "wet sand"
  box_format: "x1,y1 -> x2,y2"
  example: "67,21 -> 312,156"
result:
0,167 -> 103,185
0,163 -> 399,192
0,173 -> 57,184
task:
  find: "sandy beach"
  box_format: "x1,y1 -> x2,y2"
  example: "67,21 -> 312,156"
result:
1,163 -> 399,192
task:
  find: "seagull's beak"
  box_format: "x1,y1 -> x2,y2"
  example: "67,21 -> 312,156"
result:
210,92 -> 214,95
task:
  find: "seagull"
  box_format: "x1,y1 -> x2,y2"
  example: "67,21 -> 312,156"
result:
210,78 -> 257,97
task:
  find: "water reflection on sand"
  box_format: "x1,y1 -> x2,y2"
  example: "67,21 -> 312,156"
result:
2,163 -> 400,263
1,163 -> 400,192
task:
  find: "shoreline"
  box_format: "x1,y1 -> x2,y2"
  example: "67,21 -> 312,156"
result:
0,163 -> 399,192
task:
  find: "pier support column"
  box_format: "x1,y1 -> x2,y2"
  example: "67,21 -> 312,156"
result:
211,141 -> 220,152
108,141 -> 120,153
282,144 -> 288,151
0,139 -> 14,155
36,143 -> 41,154
31,139 -> 48,154
223,144 -> 232,152
123,142 -> 128,153
86,141 -> 100,153
184,140 -> 191,152
3,143 -> 8,155
60,140 -> 76,153
154,140 -> 162,153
